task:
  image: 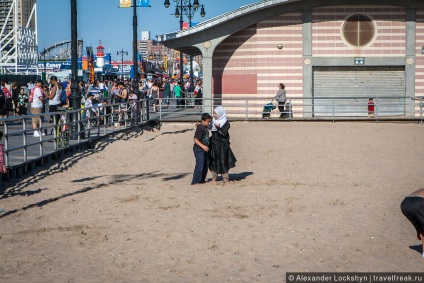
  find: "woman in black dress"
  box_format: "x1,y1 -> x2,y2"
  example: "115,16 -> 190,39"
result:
12,82 -> 20,116
208,106 -> 237,183
150,80 -> 160,113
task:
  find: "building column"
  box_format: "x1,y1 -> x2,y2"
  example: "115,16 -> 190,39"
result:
405,8 -> 416,116
202,54 -> 213,114
302,9 -> 313,117
195,36 -> 229,115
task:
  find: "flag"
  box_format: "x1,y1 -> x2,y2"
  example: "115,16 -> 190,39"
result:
119,0 -> 150,8
119,0 -> 131,8
137,0 -> 150,7
163,56 -> 167,69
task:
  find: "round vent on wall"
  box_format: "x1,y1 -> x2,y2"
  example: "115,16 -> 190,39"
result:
343,14 -> 375,47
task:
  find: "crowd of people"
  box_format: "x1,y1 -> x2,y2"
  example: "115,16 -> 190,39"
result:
0,76 -> 204,135
79,77 -> 203,108
0,78 -> 29,123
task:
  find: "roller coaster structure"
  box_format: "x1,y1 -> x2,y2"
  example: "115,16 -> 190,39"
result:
0,0 -> 38,75
39,39 -> 84,61
0,1 -> 83,75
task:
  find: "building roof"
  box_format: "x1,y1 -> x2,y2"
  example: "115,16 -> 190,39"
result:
157,0 -> 297,41
157,0 -> 424,56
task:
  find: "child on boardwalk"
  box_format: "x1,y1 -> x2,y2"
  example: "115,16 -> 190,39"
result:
368,98 -> 376,118
209,106 -> 237,183
191,113 -> 212,185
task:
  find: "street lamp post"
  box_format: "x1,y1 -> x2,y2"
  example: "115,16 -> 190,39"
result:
43,48 -> 46,83
132,0 -> 140,100
164,0 -> 205,88
117,49 -> 128,80
69,0 -> 83,140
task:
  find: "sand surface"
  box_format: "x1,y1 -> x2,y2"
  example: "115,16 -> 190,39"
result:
1,121 -> 424,282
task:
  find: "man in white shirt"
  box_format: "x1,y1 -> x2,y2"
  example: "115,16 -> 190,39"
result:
31,80 -> 45,137
27,81 -> 34,91
84,93 -> 98,115
98,81 -> 105,96
83,93 -> 99,127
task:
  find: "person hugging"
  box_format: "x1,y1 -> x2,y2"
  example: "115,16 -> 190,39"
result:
191,113 -> 212,185
208,106 -> 237,184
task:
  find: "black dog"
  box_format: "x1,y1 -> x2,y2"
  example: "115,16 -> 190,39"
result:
142,119 -> 161,132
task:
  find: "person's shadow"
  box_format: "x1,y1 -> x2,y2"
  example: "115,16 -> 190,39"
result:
409,244 -> 423,254
229,172 -> 254,182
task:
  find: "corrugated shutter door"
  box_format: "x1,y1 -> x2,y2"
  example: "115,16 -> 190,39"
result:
313,67 -> 405,116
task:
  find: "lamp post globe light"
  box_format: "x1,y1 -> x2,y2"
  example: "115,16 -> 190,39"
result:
117,49 -> 128,80
164,0 -> 205,90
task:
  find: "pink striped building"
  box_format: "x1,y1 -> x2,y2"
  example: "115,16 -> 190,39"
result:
158,0 -> 424,118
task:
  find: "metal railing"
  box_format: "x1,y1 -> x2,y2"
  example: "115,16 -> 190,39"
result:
3,99 -> 148,169
155,95 -> 423,123
1,95 -> 423,171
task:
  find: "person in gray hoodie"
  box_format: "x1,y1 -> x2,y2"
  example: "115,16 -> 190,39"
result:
274,83 -> 286,118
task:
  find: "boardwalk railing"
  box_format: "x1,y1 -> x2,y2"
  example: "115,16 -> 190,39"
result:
1,95 -> 423,180
3,99 -> 148,172
157,95 -> 423,123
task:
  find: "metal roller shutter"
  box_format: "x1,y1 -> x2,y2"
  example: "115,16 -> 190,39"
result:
313,67 -> 405,117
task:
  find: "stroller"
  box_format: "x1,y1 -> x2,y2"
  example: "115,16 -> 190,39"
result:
262,100 -> 276,119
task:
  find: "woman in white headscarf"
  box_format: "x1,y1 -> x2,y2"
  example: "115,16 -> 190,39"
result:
208,106 -> 237,183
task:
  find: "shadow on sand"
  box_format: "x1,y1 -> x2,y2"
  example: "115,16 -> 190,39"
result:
211,171 -> 254,183
409,244 -> 423,254
0,170 -> 190,219
1,128 -> 141,199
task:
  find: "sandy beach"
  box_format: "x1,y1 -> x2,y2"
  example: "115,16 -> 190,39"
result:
1,121 -> 424,282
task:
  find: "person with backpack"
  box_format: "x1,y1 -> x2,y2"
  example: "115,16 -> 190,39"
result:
30,79 -> 45,137
46,76 -> 62,124
115,81 -> 128,103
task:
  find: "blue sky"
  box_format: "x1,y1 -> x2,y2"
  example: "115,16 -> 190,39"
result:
37,0 -> 257,60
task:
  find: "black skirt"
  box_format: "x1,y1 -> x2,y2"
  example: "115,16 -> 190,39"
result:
208,122 -> 237,174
